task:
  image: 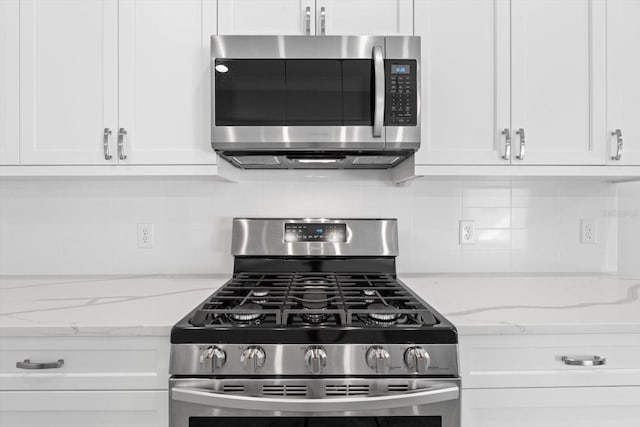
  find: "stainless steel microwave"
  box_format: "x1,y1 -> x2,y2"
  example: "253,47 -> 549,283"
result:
210,35 -> 420,169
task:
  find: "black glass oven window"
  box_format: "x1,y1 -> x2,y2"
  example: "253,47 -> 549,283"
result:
215,59 -> 373,126
190,417 -> 441,427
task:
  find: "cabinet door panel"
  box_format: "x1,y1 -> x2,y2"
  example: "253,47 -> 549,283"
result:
414,0 -> 509,165
118,0 -> 217,165
0,0 -> 19,165
0,390 -> 167,427
511,0 -> 606,165
319,0 -> 413,36
218,0 -> 315,35
607,0 -> 640,165
462,387 -> 640,427
19,0 -> 118,165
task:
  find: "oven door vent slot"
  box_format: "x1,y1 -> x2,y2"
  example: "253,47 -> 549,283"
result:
387,384 -> 409,392
262,384 -> 308,396
223,385 -> 245,393
325,384 -> 371,396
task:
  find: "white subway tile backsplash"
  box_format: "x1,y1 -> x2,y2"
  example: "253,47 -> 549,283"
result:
0,176 -> 620,275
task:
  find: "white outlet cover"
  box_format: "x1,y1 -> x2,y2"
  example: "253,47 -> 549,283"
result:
459,220 -> 475,245
137,223 -> 154,248
580,219 -> 597,244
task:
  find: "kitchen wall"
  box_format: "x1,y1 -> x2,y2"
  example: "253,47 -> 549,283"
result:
0,174 -> 619,275
617,181 -> 640,275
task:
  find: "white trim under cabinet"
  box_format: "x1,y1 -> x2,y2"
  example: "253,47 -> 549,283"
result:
0,336 -> 169,391
19,0 -> 119,165
0,0 -> 19,166
606,0 -> 640,165
0,390 -> 168,427
510,0 -> 607,165
414,0 -> 510,165
118,0 -> 217,165
462,386 -> 640,427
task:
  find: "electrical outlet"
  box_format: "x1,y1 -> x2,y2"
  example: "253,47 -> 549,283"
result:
459,220 -> 475,245
580,219 -> 597,244
138,223 -> 154,248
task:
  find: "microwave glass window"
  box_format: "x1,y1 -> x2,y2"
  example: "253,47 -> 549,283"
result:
190,417 -> 442,427
286,60 -> 342,125
215,60 -> 286,126
214,59 -> 374,126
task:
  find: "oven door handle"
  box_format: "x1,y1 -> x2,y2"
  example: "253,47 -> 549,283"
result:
372,45 -> 385,138
171,383 -> 459,413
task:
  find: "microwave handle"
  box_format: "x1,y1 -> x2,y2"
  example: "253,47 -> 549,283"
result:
372,45 -> 385,138
171,383 -> 459,413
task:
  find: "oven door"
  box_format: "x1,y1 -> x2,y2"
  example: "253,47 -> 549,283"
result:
170,378 -> 460,427
211,35 -> 387,151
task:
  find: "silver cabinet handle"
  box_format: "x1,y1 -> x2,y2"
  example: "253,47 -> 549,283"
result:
611,129 -> 623,161
501,128 -> 511,160
16,359 -> 64,370
103,128 -> 113,160
515,128 -> 525,160
304,6 -> 311,35
561,355 -> 606,366
172,383 -> 459,412
118,128 -> 128,160
319,6 -> 326,35
372,46 -> 384,138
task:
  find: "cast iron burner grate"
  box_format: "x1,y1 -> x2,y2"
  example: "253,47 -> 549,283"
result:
189,272 -> 438,328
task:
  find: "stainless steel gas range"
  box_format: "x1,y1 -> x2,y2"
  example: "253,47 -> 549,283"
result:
169,218 -> 460,427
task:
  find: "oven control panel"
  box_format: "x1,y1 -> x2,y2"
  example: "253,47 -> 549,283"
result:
284,223 -> 347,243
384,60 -> 417,126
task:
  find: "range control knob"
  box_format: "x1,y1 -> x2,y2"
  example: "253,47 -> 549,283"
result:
240,346 -> 266,372
199,346 -> 226,371
366,346 -> 391,373
304,346 -> 327,374
404,346 -> 430,373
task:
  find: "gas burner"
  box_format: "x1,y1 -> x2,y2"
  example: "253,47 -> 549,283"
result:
363,289 -> 377,303
227,302 -> 263,324
251,289 -> 269,304
301,311 -> 331,324
298,277 -> 332,285
367,303 -> 399,323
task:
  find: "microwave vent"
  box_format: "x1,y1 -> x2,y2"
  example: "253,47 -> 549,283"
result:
352,156 -> 401,165
232,155 -> 281,166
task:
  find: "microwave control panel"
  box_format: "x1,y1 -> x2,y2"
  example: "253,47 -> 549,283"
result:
384,60 -> 417,126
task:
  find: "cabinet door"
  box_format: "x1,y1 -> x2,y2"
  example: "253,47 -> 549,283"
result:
218,0 -> 315,35
607,0 -> 640,165
19,0 -> 118,165
0,0 -> 19,165
462,387 -> 640,427
510,0 -> 606,165
414,0 -> 510,165
0,390 -> 167,427
118,0 -> 217,165
318,0 -> 413,35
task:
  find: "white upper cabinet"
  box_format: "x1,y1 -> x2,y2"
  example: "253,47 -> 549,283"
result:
118,0 -> 217,165
218,0 -> 316,35
318,0 -> 413,35
19,0 -> 119,165
510,0 -> 606,165
606,0 -> 640,165
414,0 -> 510,165
0,0 -> 19,166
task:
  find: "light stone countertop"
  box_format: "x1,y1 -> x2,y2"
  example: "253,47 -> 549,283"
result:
1,273 -> 639,337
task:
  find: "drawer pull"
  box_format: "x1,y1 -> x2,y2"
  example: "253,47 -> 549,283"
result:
16,359 -> 65,370
561,355 -> 606,366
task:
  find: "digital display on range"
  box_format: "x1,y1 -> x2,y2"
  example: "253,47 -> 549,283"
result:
391,64 -> 411,74
284,223 -> 347,243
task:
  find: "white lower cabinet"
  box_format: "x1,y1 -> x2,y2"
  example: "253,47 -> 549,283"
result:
0,390 -> 167,427
462,386 -> 640,427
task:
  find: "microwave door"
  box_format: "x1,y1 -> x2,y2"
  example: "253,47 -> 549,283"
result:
211,36 -> 386,151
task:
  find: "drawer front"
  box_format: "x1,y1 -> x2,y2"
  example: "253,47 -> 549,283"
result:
460,334 -> 640,388
0,390 -> 167,427
462,386 -> 640,427
0,336 -> 169,390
